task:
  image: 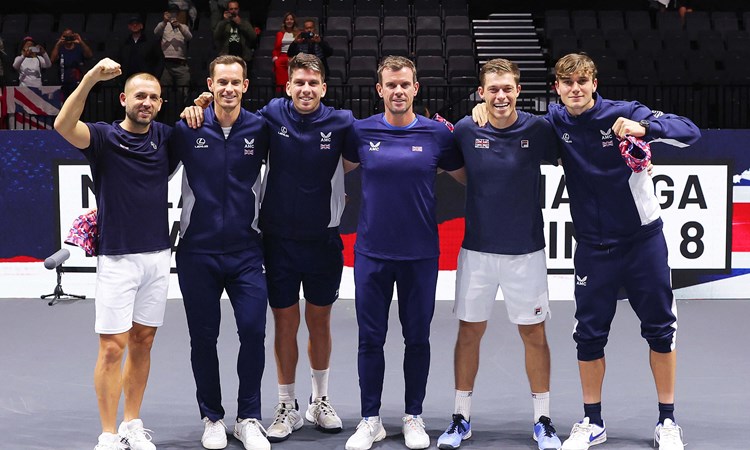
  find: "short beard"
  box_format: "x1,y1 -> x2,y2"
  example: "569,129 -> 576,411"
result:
125,107 -> 155,126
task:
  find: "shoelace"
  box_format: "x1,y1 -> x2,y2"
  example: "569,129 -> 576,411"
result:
569,422 -> 592,441
659,423 -> 683,443
124,427 -> 154,443
403,416 -> 426,432
537,416 -> 557,438
204,419 -> 227,439
316,398 -> 337,416
445,414 -> 467,434
356,418 -> 379,434
272,404 -> 293,425
240,418 -> 268,437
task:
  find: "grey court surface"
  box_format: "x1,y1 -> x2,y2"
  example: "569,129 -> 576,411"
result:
0,298 -> 744,449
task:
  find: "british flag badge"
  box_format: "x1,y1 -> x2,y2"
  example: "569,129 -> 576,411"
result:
475,139 -> 490,148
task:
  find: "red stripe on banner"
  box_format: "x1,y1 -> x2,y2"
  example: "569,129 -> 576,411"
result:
0,87 -> 7,117
0,256 -> 43,263
14,89 -> 48,115
732,203 -> 750,252
340,217 -> 465,270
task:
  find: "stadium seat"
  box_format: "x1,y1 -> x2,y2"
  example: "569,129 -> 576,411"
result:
348,55 -> 377,78
326,16 -> 352,41
380,35 -> 409,57
383,16 -> 409,37
327,0 -> 355,16
351,35 -> 379,57
353,16 -> 380,38
415,16 -> 441,36
445,35 -> 473,57
445,16 -> 471,36
326,35 -> 350,59
415,35 -> 443,57
417,56 -> 445,78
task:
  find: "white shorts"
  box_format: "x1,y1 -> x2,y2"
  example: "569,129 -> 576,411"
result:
454,247 -> 550,325
94,249 -> 171,334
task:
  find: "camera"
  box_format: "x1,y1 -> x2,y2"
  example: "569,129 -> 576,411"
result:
301,31 -> 314,39
230,12 -> 237,18
29,46 -> 40,53
64,35 -> 75,42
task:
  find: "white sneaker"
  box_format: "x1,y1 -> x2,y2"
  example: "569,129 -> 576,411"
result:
118,419 -> 155,450
561,417 -> 607,450
94,432 -> 127,450
345,417 -> 387,450
266,401 -> 304,442
233,418 -> 270,450
402,415 -> 430,449
306,396 -> 343,433
654,419 -> 685,449
201,418 -> 228,449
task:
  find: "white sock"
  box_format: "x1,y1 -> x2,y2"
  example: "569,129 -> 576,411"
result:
454,390 -> 473,420
532,391 -> 550,422
279,383 -> 296,405
311,368 -> 330,401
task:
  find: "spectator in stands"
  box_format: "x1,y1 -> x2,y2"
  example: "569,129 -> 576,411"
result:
214,0 -> 257,66
13,37 -> 51,88
154,3 -> 192,89
209,0 -> 231,30
50,28 -> 93,99
118,16 -> 163,81
287,20 -> 332,80
272,13 -> 300,89
167,0 -> 198,29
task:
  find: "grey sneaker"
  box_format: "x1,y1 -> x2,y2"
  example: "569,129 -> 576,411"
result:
306,396 -> 343,433
266,400 -> 303,442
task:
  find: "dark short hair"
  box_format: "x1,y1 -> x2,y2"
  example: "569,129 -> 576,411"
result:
209,55 -> 247,79
377,55 -> 416,84
288,53 -> 325,81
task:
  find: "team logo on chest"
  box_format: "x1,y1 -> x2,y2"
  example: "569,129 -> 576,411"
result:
562,133 -> 572,144
150,141 -> 157,150
576,275 -> 587,286
195,137 -> 208,149
320,132 -> 332,149
369,141 -> 381,152
244,138 -> 255,155
600,128 -> 614,147
411,146 -> 422,152
278,126 -> 289,138
474,138 -> 489,149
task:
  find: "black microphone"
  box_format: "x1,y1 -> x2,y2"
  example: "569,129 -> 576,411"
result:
44,249 -> 71,270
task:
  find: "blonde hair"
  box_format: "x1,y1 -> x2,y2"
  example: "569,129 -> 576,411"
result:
555,52 -> 597,81
479,58 -> 520,87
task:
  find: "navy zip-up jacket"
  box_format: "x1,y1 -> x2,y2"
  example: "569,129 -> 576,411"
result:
172,105 -> 269,254
546,94 -> 701,247
258,98 -> 355,240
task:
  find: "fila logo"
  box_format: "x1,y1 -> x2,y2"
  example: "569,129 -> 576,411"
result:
320,132 -> 332,142
521,139 -> 529,148
412,146 -> 422,152
150,141 -> 157,150
369,141 -> 381,152
244,138 -> 255,155
652,110 -> 664,118
600,128 -> 613,140
534,306 -> 542,316
576,275 -> 587,286
562,133 -> 572,144
474,138 -> 489,149
278,126 -> 289,138
195,137 -> 208,149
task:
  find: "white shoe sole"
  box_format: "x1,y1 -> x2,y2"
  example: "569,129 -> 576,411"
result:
345,427 -> 386,450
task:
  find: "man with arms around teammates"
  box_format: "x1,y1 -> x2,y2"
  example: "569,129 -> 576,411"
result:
342,55 -> 465,450
170,55 -> 270,450
55,58 -> 171,450
438,58 -> 562,450
258,53 -> 351,442
546,53 -> 699,450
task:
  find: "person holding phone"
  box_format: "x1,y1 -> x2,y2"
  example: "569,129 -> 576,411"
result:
154,3 -> 192,89
50,28 -> 93,98
13,36 -> 51,88
287,20 -> 332,80
214,0 -> 257,67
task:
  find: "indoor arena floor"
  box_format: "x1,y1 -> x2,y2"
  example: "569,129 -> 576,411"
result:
0,298 -> 743,449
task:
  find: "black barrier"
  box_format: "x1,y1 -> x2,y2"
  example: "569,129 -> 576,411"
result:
6,83 -> 748,129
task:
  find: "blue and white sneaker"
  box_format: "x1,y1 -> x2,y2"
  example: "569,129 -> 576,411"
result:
561,417 -> 606,450
654,419 -> 685,449
534,416 -> 562,450
437,414 -> 472,450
